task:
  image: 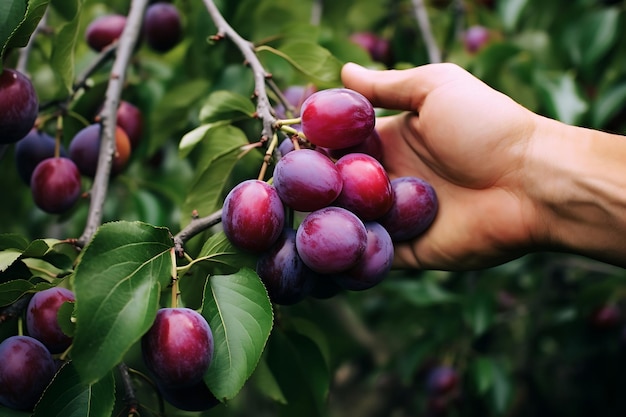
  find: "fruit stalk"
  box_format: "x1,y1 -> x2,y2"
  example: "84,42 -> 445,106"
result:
78,0 -> 148,246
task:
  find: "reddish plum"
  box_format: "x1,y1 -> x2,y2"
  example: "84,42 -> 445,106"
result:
334,153 -> 393,220
0,336 -> 56,411
0,69 -> 38,144
256,228 -> 315,305
327,128 -> 384,162
301,88 -> 375,149
295,206 -> 367,274
142,308 -> 214,387
143,3 -> 182,52
335,222 -> 393,291
463,25 -> 490,53
69,124 -> 131,177
378,176 -> 438,241
349,32 -> 392,65
26,287 -> 76,353
273,149 -> 342,212
30,157 -> 82,214
426,365 -> 459,395
85,14 -> 127,52
14,129 -> 68,185
221,180 -> 285,252
116,101 -> 143,149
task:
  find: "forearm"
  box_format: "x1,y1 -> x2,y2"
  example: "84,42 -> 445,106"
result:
528,116 -> 626,267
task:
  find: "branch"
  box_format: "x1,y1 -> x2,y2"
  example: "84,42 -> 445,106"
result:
78,0 -> 148,246
202,0 -> 276,140
173,209 -> 223,257
411,0 -> 442,63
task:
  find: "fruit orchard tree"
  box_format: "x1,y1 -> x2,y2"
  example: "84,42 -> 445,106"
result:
1,1 -> 626,416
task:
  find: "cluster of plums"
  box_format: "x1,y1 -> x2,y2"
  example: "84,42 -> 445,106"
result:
222,88 -> 438,305
0,287 -> 75,411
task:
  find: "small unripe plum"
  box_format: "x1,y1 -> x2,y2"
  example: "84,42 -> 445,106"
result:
142,308 -> 214,388
0,335 -> 57,411
378,176 -> 438,241
116,101 -> 143,149
0,68 -> 38,144
26,287 -> 76,354
222,180 -> 285,253
85,14 -> 127,52
69,124 -> 132,177
14,129 -> 68,185
301,88 -> 375,149
143,3 -> 182,53
30,157 -> 82,214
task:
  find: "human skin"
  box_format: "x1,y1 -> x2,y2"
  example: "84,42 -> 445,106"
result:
341,62 -> 626,270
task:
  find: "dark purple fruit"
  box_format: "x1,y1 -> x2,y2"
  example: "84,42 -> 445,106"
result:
0,69 -> 38,144
349,32 -> 392,65
30,157 -> 82,214
222,180 -> 285,253
0,335 -> 56,411
14,129 -> 68,185
143,3 -> 182,52
85,14 -> 127,52
463,25 -> 490,53
256,228 -> 315,305
68,124 -> 132,177
142,308 -> 214,388
426,365 -> 459,395
26,287 -> 76,354
116,100 -> 143,149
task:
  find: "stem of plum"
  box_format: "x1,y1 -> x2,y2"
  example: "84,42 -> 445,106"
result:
257,132 -> 279,181
55,115 -> 63,158
170,248 -> 179,308
275,117 -> 301,127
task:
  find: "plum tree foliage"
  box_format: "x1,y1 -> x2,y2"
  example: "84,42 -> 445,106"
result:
1,0 -> 626,416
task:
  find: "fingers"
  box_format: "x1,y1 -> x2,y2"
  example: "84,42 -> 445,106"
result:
341,62 -> 470,111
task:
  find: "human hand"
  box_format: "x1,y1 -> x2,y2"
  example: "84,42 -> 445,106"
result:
341,62 -> 545,270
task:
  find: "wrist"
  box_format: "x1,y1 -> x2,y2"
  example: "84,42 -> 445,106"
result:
525,116 -> 626,266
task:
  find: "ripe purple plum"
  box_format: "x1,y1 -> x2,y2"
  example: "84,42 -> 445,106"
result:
327,128 -> 384,162
273,149 -> 342,212
26,287 -> 76,354
300,88 -> 375,149
14,129 -> 68,185
349,32 -> 392,65
143,3 -> 182,52
157,380 -> 219,411
426,365 -> 459,395
222,180 -> 285,252
296,206 -> 367,274
85,14 -> 127,52
116,100 -> 143,149
378,176 -> 438,241
256,228 -> 315,305
30,157 -> 82,214
68,124 -> 132,177
142,308 -> 214,388
334,153 -> 393,220
0,335 -> 56,411
463,25 -> 490,53
334,222 -> 393,291
274,84 -> 317,118
0,68 -> 38,144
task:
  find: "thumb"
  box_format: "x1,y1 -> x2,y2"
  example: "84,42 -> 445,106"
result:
341,62 -> 469,111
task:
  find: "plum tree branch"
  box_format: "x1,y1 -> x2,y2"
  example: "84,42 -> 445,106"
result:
411,0 -> 442,63
173,209 -> 223,257
202,0 -> 276,140
78,0 -> 148,246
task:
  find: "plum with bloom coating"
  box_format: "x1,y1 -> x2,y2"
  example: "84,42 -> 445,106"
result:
0,69 -> 38,144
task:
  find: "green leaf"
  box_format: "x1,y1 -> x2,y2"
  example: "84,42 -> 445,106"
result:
0,0 -> 27,60
179,121 -> 229,158
258,41 -> 342,87
202,268 -> 273,401
195,232 -> 258,272
181,125 -> 249,224
463,292 -> 495,336
535,71 -> 588,125
266,330 -> 329,417
57,300 -> 76,338
0,280 -> 36,307
2,0 -> 50,59
0,234 -> 29,251
22,239 -> 74,270
198,90 -> 256,124
49,0 -> 83,95
33,362 -> 115,417
497,0 -> 528,32
382,278 -> 457,307
592,81 -> 626,128
250,355 -> 288,405
72,221 -> 173,385
0,249 -> 22,273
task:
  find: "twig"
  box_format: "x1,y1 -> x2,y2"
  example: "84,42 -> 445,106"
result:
202,0 -> 276,140
118,363 -> 140,416
411,0 -> 442,63
173,209 -> 223,257
78,0 -> 148,246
